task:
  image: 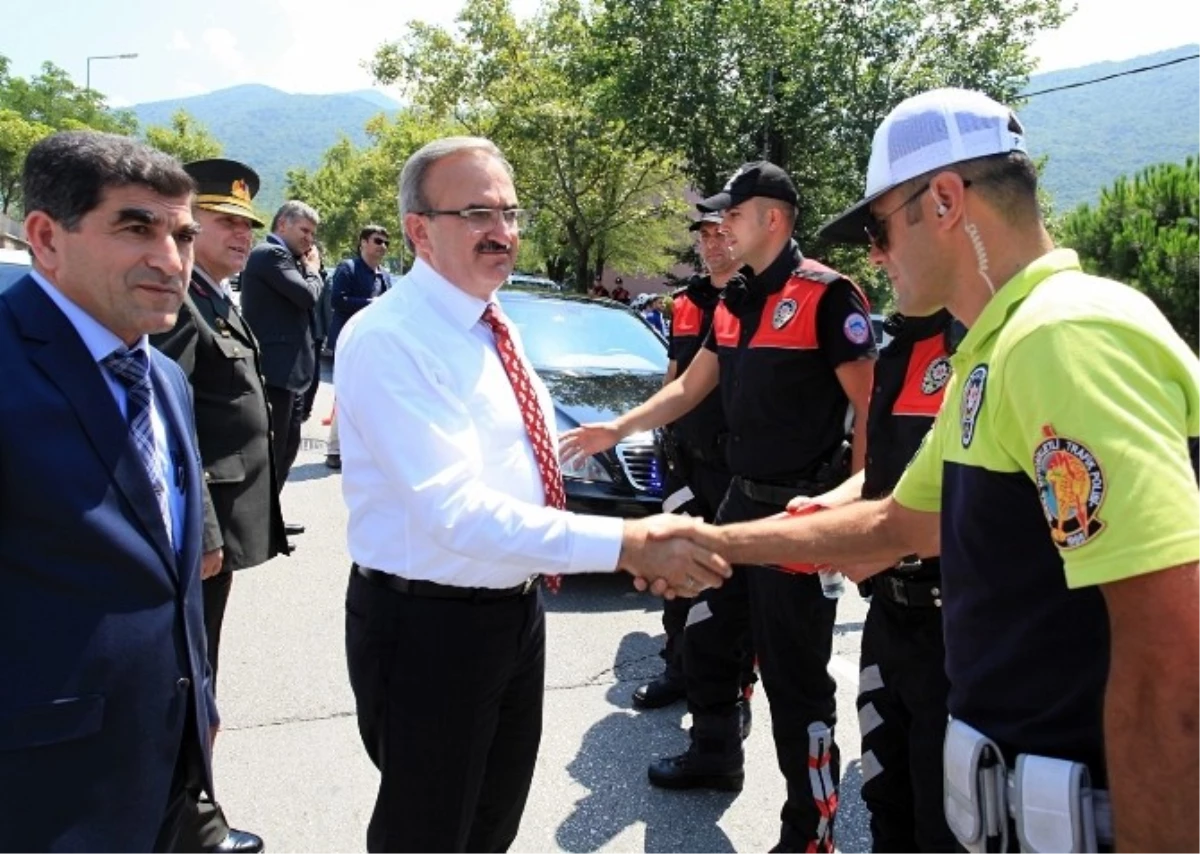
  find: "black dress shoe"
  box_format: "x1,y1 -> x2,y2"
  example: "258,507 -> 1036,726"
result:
325,454 -> 341,470
285,522 -> 305,535
632,673 -> 685,709
207,828 -> 264,853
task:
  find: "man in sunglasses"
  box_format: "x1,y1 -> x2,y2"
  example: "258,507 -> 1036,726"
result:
561,161 -> 877,852
676,88 -> 1199,852
325,224 -> 393,469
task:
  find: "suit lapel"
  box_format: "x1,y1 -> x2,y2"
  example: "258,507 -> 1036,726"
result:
5,277 -> 178,574
190,273 -> 256,348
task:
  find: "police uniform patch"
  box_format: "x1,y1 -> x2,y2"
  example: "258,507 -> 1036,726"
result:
843,313 -> 871,345
773,298 -> 797,329
1034,425 -> 1106,549
960,364 -> 988,447
921,356 -> 952,394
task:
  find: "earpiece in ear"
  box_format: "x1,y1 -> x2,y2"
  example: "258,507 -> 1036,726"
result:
936,203 -> 948,217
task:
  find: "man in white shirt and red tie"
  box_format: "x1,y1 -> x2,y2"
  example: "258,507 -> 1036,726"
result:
334,136 -> 731,853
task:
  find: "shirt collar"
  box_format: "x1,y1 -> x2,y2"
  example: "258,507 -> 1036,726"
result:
29,269 -> 148,362
408,258 -> 494,331
955,248 -> 1081,358
192,265 -> 227,297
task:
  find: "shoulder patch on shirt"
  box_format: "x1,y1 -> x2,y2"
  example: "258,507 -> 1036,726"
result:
843,312 -> 871,345
772,298 -> 798,329
922,356 -> 952,394
1034,426 -> 1106,550
960,364 -> 988,447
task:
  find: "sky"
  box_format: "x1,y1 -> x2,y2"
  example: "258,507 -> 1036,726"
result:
2,0 -> 1196,107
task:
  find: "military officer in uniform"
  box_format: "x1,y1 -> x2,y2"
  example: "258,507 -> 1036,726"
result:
152,158 -> 289,854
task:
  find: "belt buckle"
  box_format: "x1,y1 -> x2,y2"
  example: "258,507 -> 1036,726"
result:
521,575 -> 539,595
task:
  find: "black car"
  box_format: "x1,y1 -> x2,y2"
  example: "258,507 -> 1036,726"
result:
498,288 -> 666,518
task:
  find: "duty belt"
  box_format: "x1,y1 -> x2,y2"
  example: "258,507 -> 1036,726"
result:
875,573 -> 942,608
731,475 -> 819,508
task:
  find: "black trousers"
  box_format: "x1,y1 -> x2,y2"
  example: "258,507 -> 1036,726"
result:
858,593 -> 956,852
301,341 -> 324,421
714,484 -> 841,852
266,385 -> 302,486
345,567 -> 545,853
659,462 -> 750,686
174,572 -> 236,852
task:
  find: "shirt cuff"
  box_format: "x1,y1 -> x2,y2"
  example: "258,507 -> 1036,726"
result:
565,514 -> 625,575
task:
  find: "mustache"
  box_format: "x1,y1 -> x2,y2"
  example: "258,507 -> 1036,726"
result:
130,266 -> 186,289
476,239 -> 512,253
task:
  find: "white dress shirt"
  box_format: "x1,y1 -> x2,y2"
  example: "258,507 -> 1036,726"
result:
334,258 -> 625,588
31,270 -> 184,549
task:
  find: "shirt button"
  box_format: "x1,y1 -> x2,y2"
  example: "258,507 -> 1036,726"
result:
176,677 -> 191,692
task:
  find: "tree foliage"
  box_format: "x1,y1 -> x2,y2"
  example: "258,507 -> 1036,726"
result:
143,109 -> 223,162
368,0 -> 691,290
590,0 -> 1068,306
1059,157 -> 1199,349
0,54 -> 139,216
285,112 -> 455,263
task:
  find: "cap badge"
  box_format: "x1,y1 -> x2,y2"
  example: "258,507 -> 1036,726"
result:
231,179 -> 251,202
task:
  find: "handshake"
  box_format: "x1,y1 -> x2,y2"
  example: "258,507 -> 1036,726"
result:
617,514 -> 730,599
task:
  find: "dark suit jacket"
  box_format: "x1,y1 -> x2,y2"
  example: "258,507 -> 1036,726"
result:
239,234 -> 323,393
151,271 -> 288,571
0,275 -> 218,852
328,256 -> 390,351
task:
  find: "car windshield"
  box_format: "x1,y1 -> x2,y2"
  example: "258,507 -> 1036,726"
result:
499,295 -> 668,373
0,261 -> 30,293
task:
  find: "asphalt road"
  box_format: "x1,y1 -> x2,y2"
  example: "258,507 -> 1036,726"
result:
210,371 -> 874,853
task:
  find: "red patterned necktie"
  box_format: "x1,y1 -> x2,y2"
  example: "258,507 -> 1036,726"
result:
481,303 -> 565,592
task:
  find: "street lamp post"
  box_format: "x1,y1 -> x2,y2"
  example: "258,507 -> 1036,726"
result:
86,53 -> 138,91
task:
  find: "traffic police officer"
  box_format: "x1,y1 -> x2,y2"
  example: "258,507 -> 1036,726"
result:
562,162 -> 876,852
152,158 -> 288,854
796,310 -> 961,852
634,212 -> 756,732
685,89 -> 1199,852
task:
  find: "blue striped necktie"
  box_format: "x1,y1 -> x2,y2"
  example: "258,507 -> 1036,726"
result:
103,347 -> 172,545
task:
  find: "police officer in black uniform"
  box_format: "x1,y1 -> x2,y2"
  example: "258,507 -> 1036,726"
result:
561,163 -> 876,852
797,310 -> 961,851
634,212 -> 756,726
152,159 -> 288,854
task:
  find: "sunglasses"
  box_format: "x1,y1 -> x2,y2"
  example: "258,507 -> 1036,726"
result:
369,236 -> 389,247
864,180 -> 972,251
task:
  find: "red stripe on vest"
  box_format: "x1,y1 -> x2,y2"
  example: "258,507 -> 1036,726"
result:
747,275 -> 823,350
712,301 -> 741,347
892,335 -> 952,416
672,295 -> 703,336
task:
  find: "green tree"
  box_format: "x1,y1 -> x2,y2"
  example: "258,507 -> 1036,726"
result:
590,0 -> 1069,303
286,111 -> 454,264
144,109 -> 223,162
0,54 -> 140,216
369,0 -> 691,290
1059,157 -> 1199,349
0,109 -> 52,213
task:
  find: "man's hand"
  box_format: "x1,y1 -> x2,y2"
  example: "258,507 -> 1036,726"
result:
619,515 -> 731,598
303,245 -> 321,272
560,422 -> 624,466
200,548 -> 223,580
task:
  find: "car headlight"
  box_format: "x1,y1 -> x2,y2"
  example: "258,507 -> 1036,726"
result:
555,410 -> 614,483
560,450 -> 614,483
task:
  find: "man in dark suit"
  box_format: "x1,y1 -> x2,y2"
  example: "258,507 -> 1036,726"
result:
238,200 -> 323,534
0,130 -> 219,851
323,224 -> 392,469
152,158 -> 289,854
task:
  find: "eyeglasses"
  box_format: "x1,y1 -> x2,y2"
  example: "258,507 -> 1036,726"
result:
864,180 -> 972,251
417,207 -> 530,233
369,236 -> 389,247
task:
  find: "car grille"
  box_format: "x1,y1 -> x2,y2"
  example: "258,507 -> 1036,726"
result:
616,440 -> 663,495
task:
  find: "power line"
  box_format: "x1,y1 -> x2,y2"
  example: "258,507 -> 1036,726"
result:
1022,53 -> 1200,99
